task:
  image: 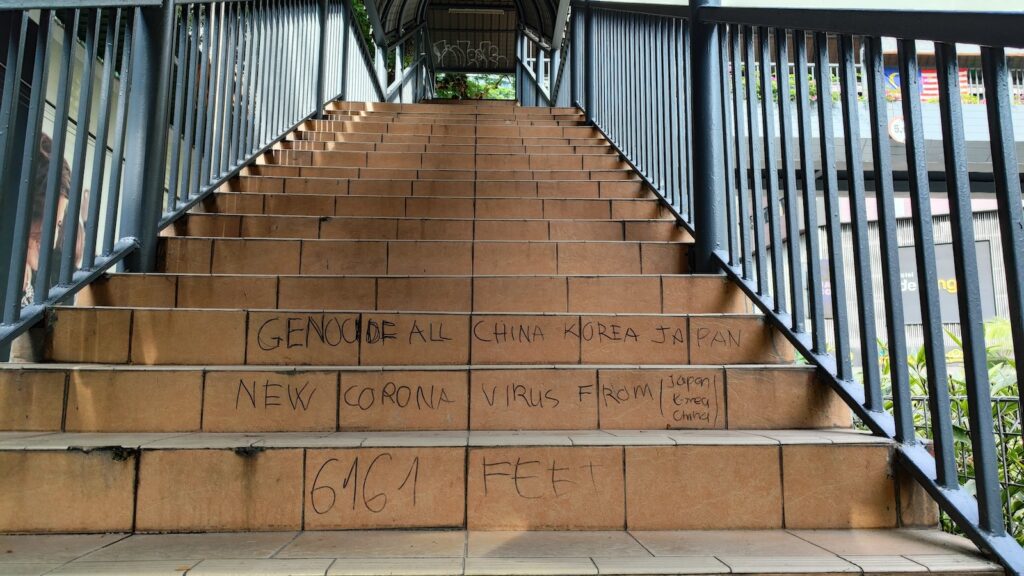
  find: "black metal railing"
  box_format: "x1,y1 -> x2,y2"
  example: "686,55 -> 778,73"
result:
521,0 -> 1024,571
0,0 -> 431,358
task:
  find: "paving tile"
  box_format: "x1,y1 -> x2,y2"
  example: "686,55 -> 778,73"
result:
0,534 -> 127,563
187,559 -> 334,575
468,531 -> 649,558
717,555 -> 860,573
327,558 -> 464,576
630,530 -> 832,557
79,532 -> 297,561
902,553 -> 1003,572
464,558 -> 597,575
47,560 -> 198,575
0,370 -> 66,431
592,556 -> 728,575
0,565 -> 63,576
278,531 -> 465,558
789,528 -> 982,556
839,555 -> 928,572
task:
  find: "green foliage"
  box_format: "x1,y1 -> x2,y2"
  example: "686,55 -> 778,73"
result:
877,318 -> 1023,542
434,73 -> 515,100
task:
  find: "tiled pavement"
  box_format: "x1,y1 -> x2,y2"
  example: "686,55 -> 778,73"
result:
0,529 -> 1001,575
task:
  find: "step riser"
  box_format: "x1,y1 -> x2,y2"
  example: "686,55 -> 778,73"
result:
276,142 -> 615,155
224,176 -> 649,199
1,367 -> 849,433
288,133 -> 607,146
0,444 -> 927,533
250,164 -> 639,183
173,215 -> 688,242
159,238 -> 687,276
205,194 -> 668,221
303,122 -> 598,139
309,117 -> 586,126
79,275 -> 740,314
45,309 -> 789,366
262,151 -> 627,171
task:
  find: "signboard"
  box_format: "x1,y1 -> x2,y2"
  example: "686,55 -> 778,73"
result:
898,241 -> 997,324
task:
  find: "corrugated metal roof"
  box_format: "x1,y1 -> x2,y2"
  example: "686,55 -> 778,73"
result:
372,0 -> 556,52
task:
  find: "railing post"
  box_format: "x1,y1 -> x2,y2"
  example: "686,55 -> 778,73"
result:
689,0 -> 723,273
583,1 -> 593,118
375,43 -> 387,98
534,45 -> 544,105
340,0 -> 350,100
120,0 -> 176,272
315,0 -> 329,118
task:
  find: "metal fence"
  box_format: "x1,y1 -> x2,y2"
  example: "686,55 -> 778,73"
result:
519,0 -> 1024,571
0,0 -> 423,359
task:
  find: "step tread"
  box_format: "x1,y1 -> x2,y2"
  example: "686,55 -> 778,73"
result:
0,529 -> 996,575
0,429 -> 888,450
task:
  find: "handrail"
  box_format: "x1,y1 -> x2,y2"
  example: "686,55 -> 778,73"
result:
0,0 -> 386,358
558,1 -> 1024,573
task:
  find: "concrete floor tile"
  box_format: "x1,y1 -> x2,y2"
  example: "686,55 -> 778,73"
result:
789,529 -> 981,556
464,558 -> 597,575
47,560 -> 198,575
593,556 -> 728,574
277,531 -> 465,559
630,530 -> 831,557
839,555 -> 927,572
327,558 -> 463,575
0,534 -> 127,563
80,533 -> 298,561
187,559 -> 334,575
903,554 -> 1003,572
718,555 -> 860,573
469,532 -> 649,558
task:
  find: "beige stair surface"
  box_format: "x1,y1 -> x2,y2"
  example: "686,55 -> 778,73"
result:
0,528 -> 1001,575
0,101 -> 999,574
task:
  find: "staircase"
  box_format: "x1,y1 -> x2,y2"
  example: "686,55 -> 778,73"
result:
0,102 -> 1001,575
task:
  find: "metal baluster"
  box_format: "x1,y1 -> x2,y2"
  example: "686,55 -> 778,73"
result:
838,34 -> 881,409
178,4 -> 200,205
937,41 -> 1002,533
730,25 -> 750,280
719,25 -> 736,267
775,29 -> 804,331
102,10 -> 134,255
758,26 -> 784,310
813,32 -> 851,380
167,7 -> 189,212
742,26 -> 767,294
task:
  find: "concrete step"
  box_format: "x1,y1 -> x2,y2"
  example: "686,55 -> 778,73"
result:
259,150 -> 627,171
327,101 -> 580,116
310,115 -> 587,126
0,429 -> 931,533
286,131 -> 609,146
275,140 -> 616,155
43,308 -> 789,366
0,364 -> 849,433
157,237 -> 687,276
203,193 -> 668,221
0,529 -> 998,575
223,176 -> 650,198
78,274 -> 737,313
172,214 -> 689,242
300,120 -> 599,139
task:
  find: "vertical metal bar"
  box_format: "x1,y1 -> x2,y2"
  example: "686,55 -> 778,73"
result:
690,0 -> 723,273
775,29 -> 804,331
3,11 -> 53,325
683,21 -> 693,220
103,10 -> 134,255
583,1 -> 593,120
719,24 -> 736,267
758,27 -> 785,311
219,2 -> 237,174
60,8 -> 102,285
167,7 -> 189,212
230,2 -> 248,166
178,4 -> 200,204
793,30 -> 825,354
192,4 -> 213,196
898,39 -> 955,462
743,26 -> 767,293
982,46 -> 1024,440
864,35 -> 916,448
730,24 -> 750,279
82,8 -> 121,270
838,34 -> 881,411
937,41 -> 1002,532
0,14 -> 29,332
33,9 -> 81,302
340,0 -> 350,101
121,0 -> 176,272
203,2 -> 223,183
813,31 -> 851,380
